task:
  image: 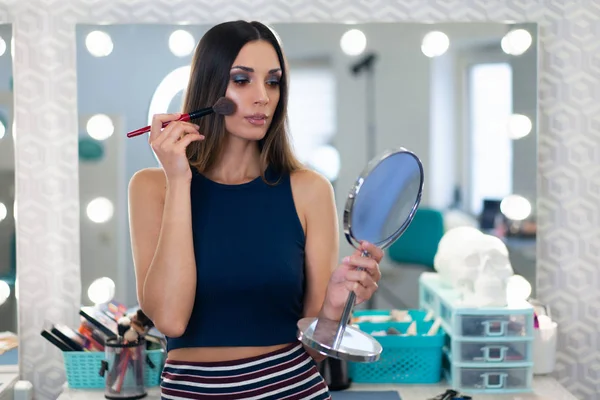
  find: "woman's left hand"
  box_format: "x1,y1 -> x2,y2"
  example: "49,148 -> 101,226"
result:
321,241 -> 384,320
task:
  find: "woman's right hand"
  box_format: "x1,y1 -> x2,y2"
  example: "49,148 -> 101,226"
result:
149,113 -> 205,183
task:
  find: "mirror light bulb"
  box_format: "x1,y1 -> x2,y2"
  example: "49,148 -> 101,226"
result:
0,202 -> 6,222
500,194 -> 531,221
0,36 -> 5,57
85,30 -> 114,57
86,197 -> 114,223
87,277 -> 116,305
0,281 -> 10,306
309,145 -> 341,182
0,120 -> 4,140
340,29 -> 367,56
506,274 -> 531,302
86,114 -> 114,141
421,31 -> 450,58
501,29 -> 532,56
507,113 -> 532,139
169,29 -> 195,57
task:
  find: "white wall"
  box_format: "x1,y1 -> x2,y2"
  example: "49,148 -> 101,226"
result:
75,22 -> 538,304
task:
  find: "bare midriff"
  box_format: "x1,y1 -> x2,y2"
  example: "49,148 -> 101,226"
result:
167,343 -> 294,362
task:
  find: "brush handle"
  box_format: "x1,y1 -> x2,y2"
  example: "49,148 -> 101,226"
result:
126,114 -> 191,138
126,106 -> 214,138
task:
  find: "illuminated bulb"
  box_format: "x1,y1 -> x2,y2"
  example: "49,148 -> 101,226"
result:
148,66 -> 191,126
0,119 -> 5,140
0,202 -> 6,222
340,29 -> 367,56
85,31 -> 113,57
501,29 -> 532,56
309,145 -> 341,181
507,113 -> 532,139
0,36 -> 5,57
86,197 -> 114,223
506,274 -> 531,302
87,277 -> 116,305
500,195 -> 531,221
169,29 -> 195,57
421,31 -> 450,58
14,277 -> 18,301
0,281 -> 9,306
148,66 -> 191,165
86,114 -> 114,140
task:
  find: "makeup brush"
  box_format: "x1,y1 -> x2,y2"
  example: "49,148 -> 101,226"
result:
126,96 -> 236,138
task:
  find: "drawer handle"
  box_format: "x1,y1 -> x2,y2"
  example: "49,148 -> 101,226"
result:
481,372 -> 508,389
481,345 -> 509,362
482,320 -> 508,336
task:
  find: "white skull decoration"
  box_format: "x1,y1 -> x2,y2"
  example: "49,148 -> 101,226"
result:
434,228 -> 514,307
464,234 -> 514,307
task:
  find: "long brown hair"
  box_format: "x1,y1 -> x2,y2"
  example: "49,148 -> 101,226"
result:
182,20 -> 302,182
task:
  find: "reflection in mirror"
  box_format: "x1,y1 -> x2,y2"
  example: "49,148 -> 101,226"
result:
0,23 -> 17,363
75,22 -> 537,314
349,150 -> 423,248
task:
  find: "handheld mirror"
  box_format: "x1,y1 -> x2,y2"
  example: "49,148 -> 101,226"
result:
297,147 -> 424,362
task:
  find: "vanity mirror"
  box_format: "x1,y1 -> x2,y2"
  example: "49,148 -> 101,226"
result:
75,21 -> 538,311
0,23 -> 17,366
7,2 -> 596,399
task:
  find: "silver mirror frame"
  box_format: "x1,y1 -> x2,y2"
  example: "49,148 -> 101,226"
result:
298,147 -> 425,363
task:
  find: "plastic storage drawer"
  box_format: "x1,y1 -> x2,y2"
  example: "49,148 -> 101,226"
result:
444,363 -> 533,393
446,337 -> 532,365
419,272 -> 534,340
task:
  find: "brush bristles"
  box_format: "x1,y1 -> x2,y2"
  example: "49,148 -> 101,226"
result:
213,97 -> 236,116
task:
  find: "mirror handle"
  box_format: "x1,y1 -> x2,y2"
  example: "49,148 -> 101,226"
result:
332,250 -> 370,349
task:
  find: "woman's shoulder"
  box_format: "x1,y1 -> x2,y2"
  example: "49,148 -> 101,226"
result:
128,167 -> 167,199
289,168 -> 334,203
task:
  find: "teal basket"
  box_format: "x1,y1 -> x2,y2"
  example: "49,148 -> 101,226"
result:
348,309 -> 445,384
63,349 -> 164,389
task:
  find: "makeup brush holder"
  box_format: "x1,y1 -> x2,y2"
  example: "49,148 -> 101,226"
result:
100,338 -> 147,400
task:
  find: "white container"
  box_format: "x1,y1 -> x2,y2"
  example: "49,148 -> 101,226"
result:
533,321 -> 557,375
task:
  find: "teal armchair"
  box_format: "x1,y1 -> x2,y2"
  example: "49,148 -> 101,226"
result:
387,207 -> 445,268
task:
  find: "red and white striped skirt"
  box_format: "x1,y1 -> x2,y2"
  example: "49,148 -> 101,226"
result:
160,342 -> 332,399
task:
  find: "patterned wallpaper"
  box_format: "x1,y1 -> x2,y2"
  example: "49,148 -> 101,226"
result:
0,0 -> 598,399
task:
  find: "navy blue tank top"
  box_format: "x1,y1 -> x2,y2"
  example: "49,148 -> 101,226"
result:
166,165 -> 306,352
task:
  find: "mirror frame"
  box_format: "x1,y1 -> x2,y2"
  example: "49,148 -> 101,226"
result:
0,1 -> 592,398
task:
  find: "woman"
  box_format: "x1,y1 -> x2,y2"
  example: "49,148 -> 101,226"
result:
128,20 -> 383,399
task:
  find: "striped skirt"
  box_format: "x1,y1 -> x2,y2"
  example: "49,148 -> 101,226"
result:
160,342 -> 332,399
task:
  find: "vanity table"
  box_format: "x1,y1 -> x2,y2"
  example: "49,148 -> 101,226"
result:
58,376 -> 577,400
0,366 -> 18,400
0,347 -> 18,400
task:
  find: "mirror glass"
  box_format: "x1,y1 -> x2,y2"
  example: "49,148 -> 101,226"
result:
349,150 -> 423,249
0,23 -> 17,363
75,22 -> 538,312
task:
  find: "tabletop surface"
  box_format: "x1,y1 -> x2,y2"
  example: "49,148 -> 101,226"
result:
58,376 -> 578,400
